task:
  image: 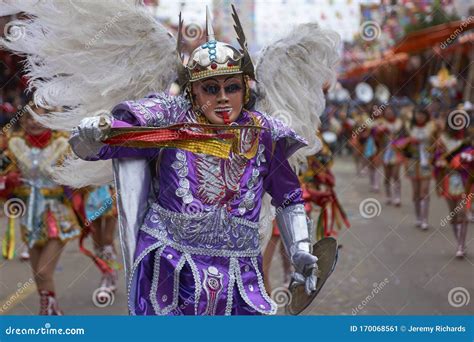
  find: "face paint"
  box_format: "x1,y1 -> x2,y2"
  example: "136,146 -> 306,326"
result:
191,75 -> 244,125
222,111 -> 230,124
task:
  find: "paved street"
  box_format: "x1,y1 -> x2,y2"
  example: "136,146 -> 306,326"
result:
0,156 -> 472,316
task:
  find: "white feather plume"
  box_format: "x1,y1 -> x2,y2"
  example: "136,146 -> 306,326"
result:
53,158 -> 114,188
0,0 -> 179,186
255,23 -> 340,164
255,23 -> 340,236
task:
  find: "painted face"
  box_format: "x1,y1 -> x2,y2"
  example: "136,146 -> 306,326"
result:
415,111 -> 428,125
191,75 -> 244,124
23,109 -> 48,136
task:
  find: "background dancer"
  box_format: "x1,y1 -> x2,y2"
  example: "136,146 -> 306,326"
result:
86,185 -> 120,294
0,107 -> 81,315
379,105 -> 405,206
434,118 -> 472,257
394,109 -> 438,230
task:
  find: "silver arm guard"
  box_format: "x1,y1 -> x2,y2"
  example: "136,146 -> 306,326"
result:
276,203 -> 318,294
275,204 -> 312,258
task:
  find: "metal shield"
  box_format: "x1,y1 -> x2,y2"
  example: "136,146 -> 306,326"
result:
286,237 -> 339,315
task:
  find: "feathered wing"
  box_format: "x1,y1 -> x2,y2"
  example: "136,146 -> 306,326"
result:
255,23 -> 340,244
0,0 -> 180,186
255,23 -> 340,162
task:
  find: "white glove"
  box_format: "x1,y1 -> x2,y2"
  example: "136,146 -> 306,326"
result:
291,251 -> 318,295
70,116 -> 112,160
77,116 -> 112,142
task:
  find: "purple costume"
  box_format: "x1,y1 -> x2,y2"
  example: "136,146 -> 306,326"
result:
72,93 -> 307,315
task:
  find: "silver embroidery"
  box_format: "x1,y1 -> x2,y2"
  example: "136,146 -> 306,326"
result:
173,151 -> 193,204
238,144 -> 265,215
195,155 -> 225,204
133,102 -> 165,127
234,258 -> 277,315
184,254 -> 202,315
141,226 -> 259,258
139,94 -> 191,127
150,245 -> 166,314
225,258 -> 237,315
141,203 -> 260,254
195,152 -> 248,205
151,253 -> 186,315
127,241 -> 164,315
251,257 -> 278,314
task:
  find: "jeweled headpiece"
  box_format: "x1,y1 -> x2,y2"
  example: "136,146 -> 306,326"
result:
177,5 -> 255,84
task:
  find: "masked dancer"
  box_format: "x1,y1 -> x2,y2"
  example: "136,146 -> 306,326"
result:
2,2 -> 339,315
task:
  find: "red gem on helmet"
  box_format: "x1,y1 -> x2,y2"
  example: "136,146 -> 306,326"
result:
211,63 -> 218,69
227,62 -> 233,67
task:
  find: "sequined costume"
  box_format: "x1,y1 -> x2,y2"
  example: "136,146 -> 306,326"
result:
300,140 -> 349,240
71,93 -> 306,315
434,133 -> 468,200
3,1 -> 339,316
394,121 -> 437,180
3,131 -> 81,248
379,117 -> 404,166
434,131 -> 473,257
393,119 -> 438,229
379,115 -> 404,205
